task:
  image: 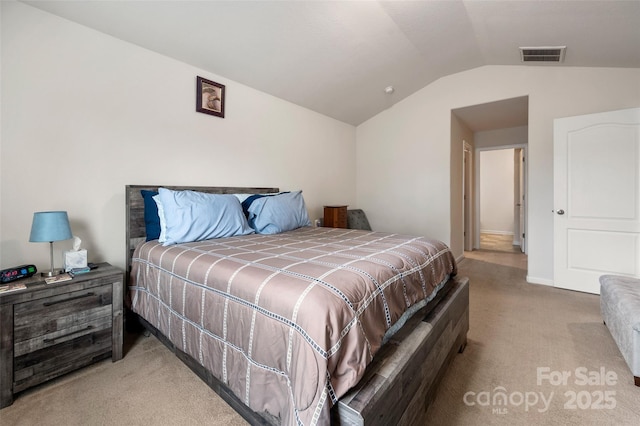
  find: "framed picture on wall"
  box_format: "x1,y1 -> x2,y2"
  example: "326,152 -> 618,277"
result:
196,76 -> 225,118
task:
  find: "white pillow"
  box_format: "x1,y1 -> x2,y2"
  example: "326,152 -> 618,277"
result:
157,188 -> 254,245
152,194 -> 167,243
232,193 -> 251,203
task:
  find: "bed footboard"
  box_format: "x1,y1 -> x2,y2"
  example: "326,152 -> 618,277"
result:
333,276 -> 469,425
132,277 -> 469,426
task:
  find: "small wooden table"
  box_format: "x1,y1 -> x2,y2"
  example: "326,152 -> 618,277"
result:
324,205 -> 348,228
0,263 -> 123,408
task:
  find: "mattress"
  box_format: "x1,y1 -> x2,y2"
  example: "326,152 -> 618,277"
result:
128,226 -> 456,425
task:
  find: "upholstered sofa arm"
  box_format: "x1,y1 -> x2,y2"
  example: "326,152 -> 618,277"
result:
600,274 -> 640,386
347,209 -> 372,231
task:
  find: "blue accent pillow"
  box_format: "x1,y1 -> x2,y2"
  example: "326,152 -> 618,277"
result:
140,190 -> 161,241
245,190 -> 311,234
157,188 -> 254,245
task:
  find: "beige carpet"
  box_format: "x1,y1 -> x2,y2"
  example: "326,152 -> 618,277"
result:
429,250 -> 639,425
1,250 -> 638,425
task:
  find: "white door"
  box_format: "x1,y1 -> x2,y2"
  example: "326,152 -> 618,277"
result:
554,107 -> 640,294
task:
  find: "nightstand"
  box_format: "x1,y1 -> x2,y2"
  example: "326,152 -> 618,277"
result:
0,263 -> 123,408
324,205 -> 348,228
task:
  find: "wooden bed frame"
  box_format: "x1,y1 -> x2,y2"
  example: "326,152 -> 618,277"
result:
125,185 -> 469,425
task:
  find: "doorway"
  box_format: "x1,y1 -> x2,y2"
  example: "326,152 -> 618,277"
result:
452,95 -> 529,261
476,147 -> 526,253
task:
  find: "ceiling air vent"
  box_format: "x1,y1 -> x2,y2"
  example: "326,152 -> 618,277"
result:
519,46 -> 566,63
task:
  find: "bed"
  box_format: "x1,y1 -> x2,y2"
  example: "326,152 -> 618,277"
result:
125,185 -> 469,426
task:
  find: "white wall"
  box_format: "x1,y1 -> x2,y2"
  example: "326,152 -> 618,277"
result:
0,2 -> 356,271
475,125 -> 528,149
357,65 -> 640,285
479,149 -> 514,234
0,0 -> 3,260
474,126 -> 528,246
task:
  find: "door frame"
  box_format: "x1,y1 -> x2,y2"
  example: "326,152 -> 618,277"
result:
474,144 -> 528,252
463,141 -> 473,251
515,148 -> 527,253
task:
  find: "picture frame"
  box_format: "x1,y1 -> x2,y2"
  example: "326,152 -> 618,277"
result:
196,76 -> 225,118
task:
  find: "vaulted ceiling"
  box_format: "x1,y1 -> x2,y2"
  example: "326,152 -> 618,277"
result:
23,1 -> 640,128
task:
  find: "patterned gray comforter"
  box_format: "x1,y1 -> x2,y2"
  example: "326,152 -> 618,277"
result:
128,227 -> 456,425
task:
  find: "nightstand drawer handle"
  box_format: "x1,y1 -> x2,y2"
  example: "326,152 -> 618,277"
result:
43,325 -> 94,344
42,292 -> 96,307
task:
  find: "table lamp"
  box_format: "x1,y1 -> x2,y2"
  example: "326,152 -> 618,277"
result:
29,211 -> 73,277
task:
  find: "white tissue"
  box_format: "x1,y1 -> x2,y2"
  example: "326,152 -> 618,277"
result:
72,236 -> 82,251
64,236 -> 87,271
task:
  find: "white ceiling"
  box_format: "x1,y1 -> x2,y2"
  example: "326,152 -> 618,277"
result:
22,1 -> 640,128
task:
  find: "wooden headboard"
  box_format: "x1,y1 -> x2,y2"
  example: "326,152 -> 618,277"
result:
125,185 -> 279,278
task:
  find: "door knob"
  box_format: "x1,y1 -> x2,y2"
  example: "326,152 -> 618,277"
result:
557,209 -> 565,215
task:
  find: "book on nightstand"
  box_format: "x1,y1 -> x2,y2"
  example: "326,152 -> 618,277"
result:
45,273 -> 73,284
68,266 -> 91,277
0,282 -> 27,293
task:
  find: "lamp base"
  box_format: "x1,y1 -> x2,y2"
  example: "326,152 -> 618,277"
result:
41,241 -> 65,278
41,269 -> 64,278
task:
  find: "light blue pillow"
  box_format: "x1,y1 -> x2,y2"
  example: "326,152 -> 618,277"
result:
246,190 -> 311,234
157,188 -> 254,245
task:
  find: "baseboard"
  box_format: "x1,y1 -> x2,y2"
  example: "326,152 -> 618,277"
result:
456,253 -> 465,264
526,276 -> 553,286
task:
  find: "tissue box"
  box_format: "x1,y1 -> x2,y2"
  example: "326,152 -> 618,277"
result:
63,249 -> 87,272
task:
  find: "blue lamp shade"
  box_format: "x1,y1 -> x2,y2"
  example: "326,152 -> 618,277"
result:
29,211 -> 73,242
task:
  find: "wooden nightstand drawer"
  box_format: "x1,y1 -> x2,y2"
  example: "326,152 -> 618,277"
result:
12,282 -> 115,393
13,327 -> 112,393
14,285 -> 113,349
